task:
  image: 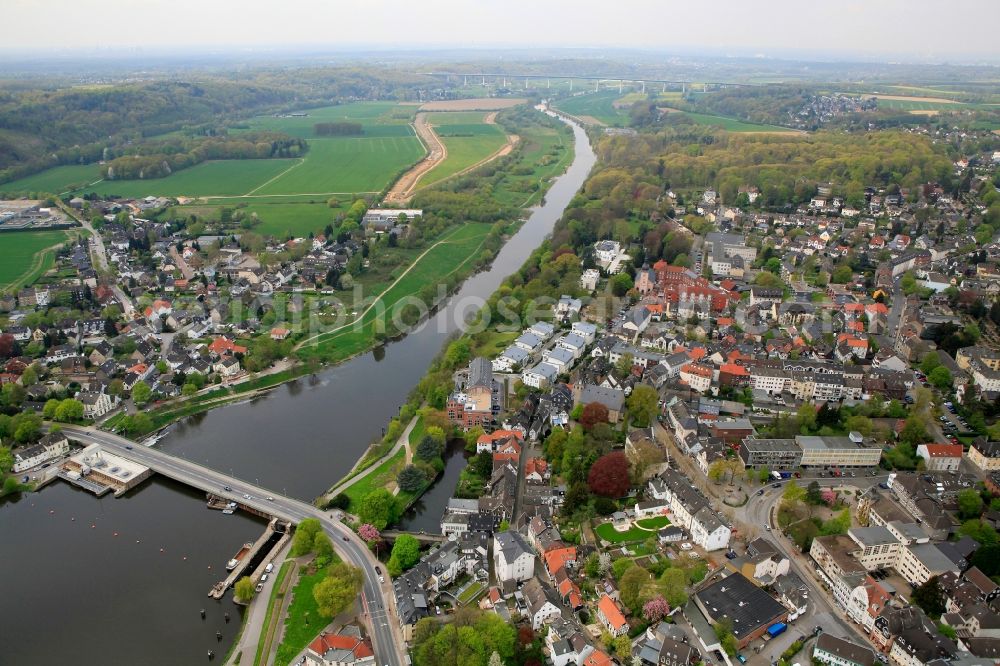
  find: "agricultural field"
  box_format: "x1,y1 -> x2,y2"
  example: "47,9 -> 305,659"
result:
679,111 -> 797,133
421,112 -> 509,187
1,163 -> 103,195
1,102 -> 426,200
552,91 -> 631,126
0,230 -> 70,292
249,136 -> 423,196
86,159 -> 297,198
862,94 -> 1000,112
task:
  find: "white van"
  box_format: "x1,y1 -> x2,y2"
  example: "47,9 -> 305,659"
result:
264,563 -> 274,574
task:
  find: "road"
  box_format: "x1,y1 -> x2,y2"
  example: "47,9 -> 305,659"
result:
736,479 -> 885,663
77,215 -> 136,318
58,425 -> 406,666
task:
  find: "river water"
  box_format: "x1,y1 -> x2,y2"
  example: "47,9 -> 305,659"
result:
1,112 -> 594,663
156,114 -> 595,505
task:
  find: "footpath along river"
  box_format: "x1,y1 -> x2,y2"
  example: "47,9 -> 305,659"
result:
0,111 -> 595,664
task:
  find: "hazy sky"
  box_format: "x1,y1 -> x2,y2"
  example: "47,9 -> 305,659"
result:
6,0 -> 999,62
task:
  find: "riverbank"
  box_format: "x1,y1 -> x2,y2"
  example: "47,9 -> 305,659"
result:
104,107 -> 572,445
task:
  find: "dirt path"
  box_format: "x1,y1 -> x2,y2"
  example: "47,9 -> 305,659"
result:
383,112 -> 446,204
384,111 -> 519,204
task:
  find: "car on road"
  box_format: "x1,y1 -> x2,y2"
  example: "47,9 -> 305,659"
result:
765,525 -> 772,531
379,576 -> 385,583
771,483 -> 781,488
256,583 -> 263,593
260,573 -> 268,583
265,496 -> 274,501
264,563 -> 274,573
243,494 -> 251,499
757,489 -> 764,496
223,486 -> 232,491
125,445 -> 133,450
736,655 -> 747,664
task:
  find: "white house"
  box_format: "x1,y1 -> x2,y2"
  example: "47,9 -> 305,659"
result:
522,362 -> 559,389
571,322 -> 598,344
78,391 -> 115,419
580,269 -> 600,292
492,345 -> 530,373
557,333 -> 588,359
493,531 -> 535,584
13,433 -> 69,473
542,347 -> 575,371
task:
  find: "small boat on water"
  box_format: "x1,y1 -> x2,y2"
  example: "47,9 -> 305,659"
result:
225,542 -> 253,571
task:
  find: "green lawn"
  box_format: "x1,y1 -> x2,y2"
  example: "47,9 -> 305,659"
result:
273,566 -> 328,666
491,115 -> 573,208
595,522 -> 653,544
420,112 -> 508,187
635,516 -> 672,530
553,91 -> 630,125
0,230 -> 70,291
456,580 -> 486,605
342,447 -> 407,507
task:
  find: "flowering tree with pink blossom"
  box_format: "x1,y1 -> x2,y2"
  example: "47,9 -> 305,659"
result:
358,523 -> 381,544
821,489 -> 837,506
643,595 -> 671,622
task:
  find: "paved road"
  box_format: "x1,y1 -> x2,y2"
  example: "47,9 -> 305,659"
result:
58,425 -> 406,666
737,480 -> 883,662
78,216 -> 136,318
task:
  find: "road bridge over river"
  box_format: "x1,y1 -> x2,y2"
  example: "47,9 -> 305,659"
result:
57,425 -> 406,666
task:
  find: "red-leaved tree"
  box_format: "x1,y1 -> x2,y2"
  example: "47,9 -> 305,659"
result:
579,402 -> 609,431
588,451 -> 630,497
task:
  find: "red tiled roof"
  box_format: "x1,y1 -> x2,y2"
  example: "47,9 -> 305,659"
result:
598,594 -> 627,630
921,444 -> 963,458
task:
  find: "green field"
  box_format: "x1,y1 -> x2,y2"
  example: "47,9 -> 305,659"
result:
0,230 -> 70,291
2,102 -> 426,200
421,112 -> 508,187
297,222 -> 493,362
679,111 -> 796,132
1,164 -> 102,194
553,91 -> 630,125
250,136 -> 423,196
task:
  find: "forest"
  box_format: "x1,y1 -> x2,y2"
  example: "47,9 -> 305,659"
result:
592,127 -> 955,209
0,67 -> 434,185
100,131 -> 308,180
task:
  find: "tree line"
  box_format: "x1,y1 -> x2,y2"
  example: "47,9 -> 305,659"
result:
101,131 -> 307,181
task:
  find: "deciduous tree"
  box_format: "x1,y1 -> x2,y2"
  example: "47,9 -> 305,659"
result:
579,402 -> 609,430
313,562 -> 362,618
588,451 -> 630,497
388,534 -> 421,576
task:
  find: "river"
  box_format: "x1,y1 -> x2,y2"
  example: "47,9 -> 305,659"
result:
156,113 -> 595,506
0,111 -> 595,663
